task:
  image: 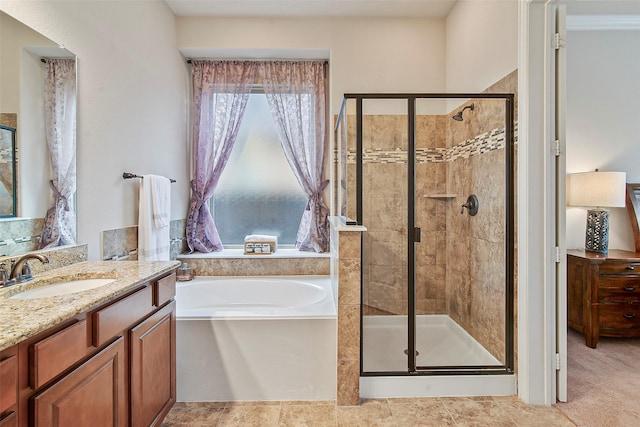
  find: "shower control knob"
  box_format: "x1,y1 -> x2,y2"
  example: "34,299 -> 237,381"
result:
460,195 -> 479,216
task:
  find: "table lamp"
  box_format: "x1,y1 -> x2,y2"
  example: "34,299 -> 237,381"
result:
568,170 -> 626,253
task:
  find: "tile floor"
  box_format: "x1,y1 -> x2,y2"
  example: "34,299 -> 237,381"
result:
162,397 -> 575,426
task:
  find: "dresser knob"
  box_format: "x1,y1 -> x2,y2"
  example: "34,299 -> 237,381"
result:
623,313 -> 637,319
624,286 -> 636,292
627,266 -> 636,271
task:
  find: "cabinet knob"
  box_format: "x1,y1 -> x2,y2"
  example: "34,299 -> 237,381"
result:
623,286 -> 636,292
627,265 -> 636,271
623,313 -> 637,319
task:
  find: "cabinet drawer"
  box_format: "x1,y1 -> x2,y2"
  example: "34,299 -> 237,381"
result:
0,354 -> 17,414
598,277 -> 640,303
30,320 -> 88,389
599,262 -> 640,275
599,304 -> 640,330
154,273 -> 176,307
0,412 -> 16,427
93,286 -> 153,347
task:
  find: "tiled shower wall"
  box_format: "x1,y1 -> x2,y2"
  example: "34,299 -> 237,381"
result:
446,70 -> 517,362
346,70 -> 517,362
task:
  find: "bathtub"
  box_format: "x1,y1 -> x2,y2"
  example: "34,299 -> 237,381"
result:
175,275 -> 337,402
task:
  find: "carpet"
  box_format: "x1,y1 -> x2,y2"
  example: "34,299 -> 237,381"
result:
557,328 -> 640,426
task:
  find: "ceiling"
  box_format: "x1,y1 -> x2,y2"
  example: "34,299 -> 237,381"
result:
165,0 -> 459,18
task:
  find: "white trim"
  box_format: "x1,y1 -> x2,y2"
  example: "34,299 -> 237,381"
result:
518,0 -> 556,406
566,14 -> 640,31
361,375 -> 516,398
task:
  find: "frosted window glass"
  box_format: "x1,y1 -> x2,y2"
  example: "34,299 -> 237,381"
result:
212,93 -> 307,245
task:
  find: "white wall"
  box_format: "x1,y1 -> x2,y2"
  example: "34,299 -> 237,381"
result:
445,0 -> 518,96
176,16 -> 447,113
566,30 -> 640,251
0,0 -> 189,260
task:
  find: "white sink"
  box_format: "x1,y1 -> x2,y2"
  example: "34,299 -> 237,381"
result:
9,278 -> 116,300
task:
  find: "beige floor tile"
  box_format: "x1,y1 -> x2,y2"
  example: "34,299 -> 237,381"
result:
336,399 -> 394,426
281,400 -> 336,407
440,396 -> 517,425
161,402 -> 225,426
279,404 -> 337,426
217,405 -> 281,427
387,399 -> 456,426
500,399 -> 576,426
225,400 -> 282,407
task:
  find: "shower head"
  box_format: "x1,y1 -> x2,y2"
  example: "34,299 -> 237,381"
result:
452,103 -> 475,121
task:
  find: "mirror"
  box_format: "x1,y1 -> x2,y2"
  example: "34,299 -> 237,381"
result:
0,11 -> 77,256
626,183 -> 640,252
0,125 -> 16,217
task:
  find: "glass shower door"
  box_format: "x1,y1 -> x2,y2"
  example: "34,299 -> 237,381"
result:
345,93 -> 515,376
360,98 -> 410,373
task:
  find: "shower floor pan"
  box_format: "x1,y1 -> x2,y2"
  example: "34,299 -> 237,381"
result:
363,314 -> 502,371
361,315 -> 515,397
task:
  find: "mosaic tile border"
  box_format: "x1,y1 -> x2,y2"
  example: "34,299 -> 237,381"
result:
345,122 -> 518,164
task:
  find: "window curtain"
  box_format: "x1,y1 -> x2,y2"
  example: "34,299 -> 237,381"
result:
186,60 -> 256,252
259,61 -> 329,252
39,58 -> 77,249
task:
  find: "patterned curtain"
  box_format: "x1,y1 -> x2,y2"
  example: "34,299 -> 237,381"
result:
186,60 -> 256,252
39,58 -> 77,249
259,61 -> 329,252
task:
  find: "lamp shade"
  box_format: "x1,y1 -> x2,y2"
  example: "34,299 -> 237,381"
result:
568,171 -> 626,208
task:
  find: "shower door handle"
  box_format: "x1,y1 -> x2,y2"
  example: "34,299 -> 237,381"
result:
414,227 -> 421,243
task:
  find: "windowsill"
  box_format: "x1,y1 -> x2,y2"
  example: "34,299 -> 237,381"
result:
178,248 -> 330,259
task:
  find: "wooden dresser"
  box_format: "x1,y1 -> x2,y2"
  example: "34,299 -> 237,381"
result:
567,249 -> 640,348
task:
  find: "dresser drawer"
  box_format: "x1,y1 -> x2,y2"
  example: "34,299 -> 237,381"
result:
599,262 -> 640,275
30,320 -> 88,389
93,286 -> 153,347
598,277 -> 640,303
599,304 -> 640,330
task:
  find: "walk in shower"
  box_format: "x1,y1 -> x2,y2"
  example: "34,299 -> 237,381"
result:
334,92 -> 515,393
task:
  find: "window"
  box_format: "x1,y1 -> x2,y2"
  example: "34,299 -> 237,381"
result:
211,91 -> 308,246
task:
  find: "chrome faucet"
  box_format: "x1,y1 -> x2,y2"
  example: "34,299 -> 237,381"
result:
9,253 -> 50,283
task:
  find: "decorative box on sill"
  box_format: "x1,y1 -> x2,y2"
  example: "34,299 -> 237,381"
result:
244,235 -> 278,255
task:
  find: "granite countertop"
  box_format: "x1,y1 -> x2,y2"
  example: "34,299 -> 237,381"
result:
0,260 -> 180,352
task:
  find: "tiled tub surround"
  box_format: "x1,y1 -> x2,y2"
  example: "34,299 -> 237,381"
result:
330,217 -> 366,406
101,218 -> 187,261
178,249 -> 330,276
0,259 -> 180,350
0,217 -> 45,256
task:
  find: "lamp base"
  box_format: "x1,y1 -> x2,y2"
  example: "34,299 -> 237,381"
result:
585,208 -> 610,253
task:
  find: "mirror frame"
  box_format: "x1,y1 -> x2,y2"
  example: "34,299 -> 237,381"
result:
0,125 -> 17,218
626,183 -> 640,253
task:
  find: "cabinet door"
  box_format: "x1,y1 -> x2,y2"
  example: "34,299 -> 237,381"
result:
130,301 -> 175,427
32,337 -> 126,427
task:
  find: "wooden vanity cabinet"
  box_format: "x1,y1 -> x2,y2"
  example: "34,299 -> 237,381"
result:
32,337 -> 127,427
6,270 -> 176,427
130,301 -> 175,427
0,346 -> 18,426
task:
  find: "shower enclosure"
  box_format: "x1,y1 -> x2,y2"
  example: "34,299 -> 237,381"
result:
334,93 -> 514,380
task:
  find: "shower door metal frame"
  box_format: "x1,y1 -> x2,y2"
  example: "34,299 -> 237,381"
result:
344,93 -> 515,377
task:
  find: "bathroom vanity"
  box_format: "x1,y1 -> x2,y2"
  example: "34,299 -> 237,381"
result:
0,260 -> 179,427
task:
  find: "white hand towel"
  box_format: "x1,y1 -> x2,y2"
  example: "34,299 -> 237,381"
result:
138,175 -> 171,261
150,175 -> 171,228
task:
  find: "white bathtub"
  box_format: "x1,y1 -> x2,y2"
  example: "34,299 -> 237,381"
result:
175,275 -> 337,402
